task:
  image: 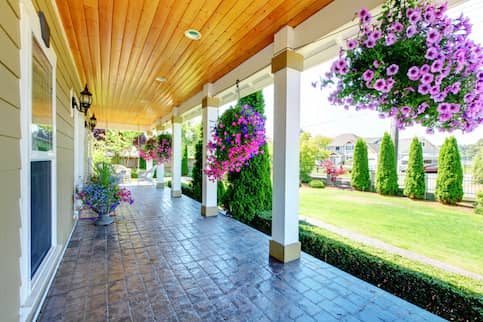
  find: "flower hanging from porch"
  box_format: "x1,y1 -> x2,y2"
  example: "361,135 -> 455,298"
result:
316,0 -> 482,133
205,104 -> 266,181
139,133 -> 172,164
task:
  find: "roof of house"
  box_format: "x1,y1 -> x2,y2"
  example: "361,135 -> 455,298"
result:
327,133 -> 359,147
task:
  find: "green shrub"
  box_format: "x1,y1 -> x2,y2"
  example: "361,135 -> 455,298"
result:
300,132 -> 318,183
436,137 -> 463,205
224,91 -> 272,222
351,138 -> 371,191
308,180 -> 325,189
404,137 -> 425,199
182,145 -> 189,176
139,157 -> 146,170
190,127 -> 203,201
131,168 -> 138,179
475,191 -> 483,215
376,133 -> 399,195
472,147 -> 483,184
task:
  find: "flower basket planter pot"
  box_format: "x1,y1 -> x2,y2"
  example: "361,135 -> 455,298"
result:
95,213 -> 113,226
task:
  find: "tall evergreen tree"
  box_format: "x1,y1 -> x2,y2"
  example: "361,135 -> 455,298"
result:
190,127 -> 203,202
404,137 -> 425,199
435,136 -> 463,205
376,132 -> 399,195
181,145 -> 189,176
351,138 -> 371,191
224,91 -> 272,223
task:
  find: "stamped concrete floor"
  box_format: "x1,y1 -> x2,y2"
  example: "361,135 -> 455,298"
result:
38,186 -> 445,322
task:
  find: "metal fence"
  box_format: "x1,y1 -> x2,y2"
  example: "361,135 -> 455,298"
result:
397,173 -> 480,201
313,171 -> 481,201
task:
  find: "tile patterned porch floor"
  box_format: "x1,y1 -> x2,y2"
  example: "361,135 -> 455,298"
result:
38,186 -> 445,322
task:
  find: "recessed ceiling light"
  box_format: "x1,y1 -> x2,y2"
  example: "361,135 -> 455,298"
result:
156,76 -> 167,82
184,29 -> 201,40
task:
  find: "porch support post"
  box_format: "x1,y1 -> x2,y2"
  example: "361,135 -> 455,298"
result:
270,26 -> 303,263
156,163 -> 165,188
201,85 -> 219,216
171,110 -> 182,198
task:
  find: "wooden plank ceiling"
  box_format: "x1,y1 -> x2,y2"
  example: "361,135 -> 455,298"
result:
56,0 -> 332,126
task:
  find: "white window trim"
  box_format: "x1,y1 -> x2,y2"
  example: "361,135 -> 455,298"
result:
19,1 -> 62,320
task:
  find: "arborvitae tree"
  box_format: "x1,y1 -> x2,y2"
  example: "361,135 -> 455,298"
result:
190,127 -> 203,202
436,136 -> 463,205
224,91 -> 272,223
181,145 -> 189,176
376,132 -> 399,195
351,138 -> 371,191
404,137 -> 425,199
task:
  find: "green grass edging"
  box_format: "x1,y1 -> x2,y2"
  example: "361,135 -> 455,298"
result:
246,212 -> 483,321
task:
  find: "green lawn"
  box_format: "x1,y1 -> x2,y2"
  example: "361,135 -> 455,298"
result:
299,187 -> 483,275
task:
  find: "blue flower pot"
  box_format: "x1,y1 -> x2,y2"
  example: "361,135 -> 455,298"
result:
95,213 -> 113,226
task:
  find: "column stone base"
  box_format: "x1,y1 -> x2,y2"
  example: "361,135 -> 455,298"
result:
201,205 -> 218,217
171,190 -> 182,198
269,240 -> 301,263
156,182 -> 165,189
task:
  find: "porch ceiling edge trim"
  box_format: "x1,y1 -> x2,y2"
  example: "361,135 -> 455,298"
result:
96,121 -> 151,131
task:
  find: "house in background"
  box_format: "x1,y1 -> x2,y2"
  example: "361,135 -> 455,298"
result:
328,133 -> 378,169
328,134 -> 439,171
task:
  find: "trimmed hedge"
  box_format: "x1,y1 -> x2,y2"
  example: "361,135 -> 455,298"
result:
476,191 -> 483,215
308,180 -> 325,189
244,212 -> 482,321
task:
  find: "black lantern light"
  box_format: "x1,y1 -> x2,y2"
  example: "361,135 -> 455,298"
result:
86,114 -> 97,132
73,84 -> 93,115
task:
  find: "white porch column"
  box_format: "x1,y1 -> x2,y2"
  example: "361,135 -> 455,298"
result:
201,87 -> 219,216
156,163 -> 165,188
270,26 -> 304,263
146,159 -> 153,172
171,110 -> 182,197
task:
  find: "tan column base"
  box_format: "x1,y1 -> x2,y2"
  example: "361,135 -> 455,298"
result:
156,182 -> 165,189
171,190 -> 182,198
201,205 -> 218,217
269,240 -> 301,263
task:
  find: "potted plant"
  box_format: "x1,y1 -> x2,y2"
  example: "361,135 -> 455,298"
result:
316,0 -> 482,133
139,133 -> 172,164
77,162 -> 134,225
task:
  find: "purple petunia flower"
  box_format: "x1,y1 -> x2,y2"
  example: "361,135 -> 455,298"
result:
359,8 -> 369,19
418,83 -> 430,94
420,64 -> 430,74
449,103 -> 461,113
439,113 -> 452,122
420,73 -> 434,84
424,8 -> 435,23
431,59 -> 444,73
364,38 -> 376,48
346,39 -> 358,50
373,60 -> 380,68
427,29 -> 442,44
407,66 -> 420,80
409,10 -> 421,24
363,69 -> 374,82
387,64 -> 399,76
386,33 -> 397,46
391,22 -> 404,33
374,79 -> 386,91
437,102 -> 450,113
400,106 -> 412,115
372,30 -> 382,40
425,47 -> 439,60
406,25 -> 417,38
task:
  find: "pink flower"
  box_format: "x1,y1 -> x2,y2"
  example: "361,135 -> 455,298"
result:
386,64 -> 399,76
362,70 -> 374,82
407,66 -> 420,80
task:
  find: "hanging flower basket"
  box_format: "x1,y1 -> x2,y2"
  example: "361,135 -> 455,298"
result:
317,0 -> 482,133
139,133 -> 172,164
205,104 -> 266,181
